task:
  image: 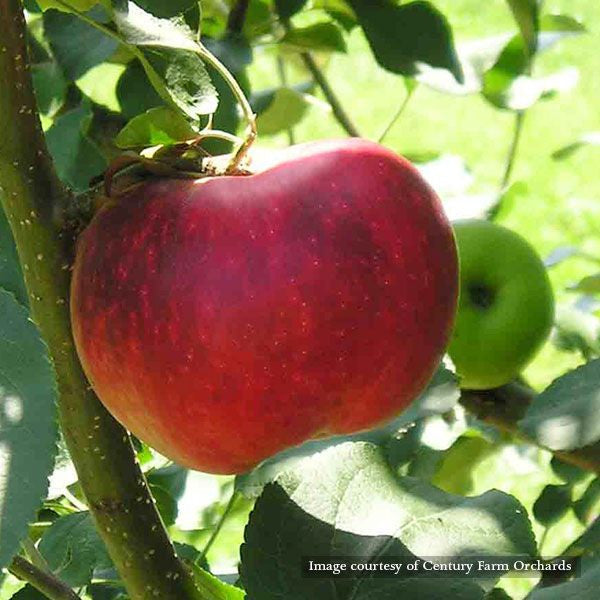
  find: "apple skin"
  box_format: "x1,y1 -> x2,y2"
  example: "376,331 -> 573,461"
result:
70,139 -> 458,474
448,219 -> 554,390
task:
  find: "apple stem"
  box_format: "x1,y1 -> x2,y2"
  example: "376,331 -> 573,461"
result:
194,42 -> 258,173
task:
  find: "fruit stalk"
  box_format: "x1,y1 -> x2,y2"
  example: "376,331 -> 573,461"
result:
0,2 -> 204,598
193,42 -> 257,172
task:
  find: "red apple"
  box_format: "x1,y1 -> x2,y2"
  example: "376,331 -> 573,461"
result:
70,139 -> 458,474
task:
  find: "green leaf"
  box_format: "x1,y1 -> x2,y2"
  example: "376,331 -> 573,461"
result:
112,1 -> 218,119
0,208 -> 28,306
0,290 -> 58,570
112,0 -> 196,49
240,442 -> 536,599
540,13 -> 586,34
256,87 -> 314,136
274,0 -> 307,21
116,59 -> 164,119
281,22 -> 347,53
242,0 -> 273,39
139,47 -> 219,119
431,435 -> 496,495
552,132 -> 600,161
146,463 -> 189,501
550,456 -> 588,485
10,586 -> 47,599
505,0 -> 539,55
133,0 -> 200,19
250,80 -> 314,114
569,274 -> 600,294
485,589 -> 512,600
482,14 -> 585,110
45,103 -> 107,191
533,484 -> 572,526
397,365 -> 461,425
568,517 -> 600,555
573,479 -> 600,525
528,555 -> 600,600
149,484 -> 178,527
189,562 -> 245,600
488,180 -> 528,221
318,0 -> 358,31
37,0 -> 104,12
204,34 -> 252,74
519,360 -> 600,450
552,305 -> 600,359
347,0 -> 463,82
31,61 -> 68,117
87,583 -> 128,600
43,7 -> 118,80
38,512 -> 113,587
115,106 -> 197,147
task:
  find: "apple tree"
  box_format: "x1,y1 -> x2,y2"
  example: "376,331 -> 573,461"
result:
0,1 -> 599,600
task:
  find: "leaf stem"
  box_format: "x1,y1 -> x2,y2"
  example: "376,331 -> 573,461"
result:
300,52 -> 361,137
499,110 -> 526,192
9,555 -> 81,600
196,130 -> 244,146
377,83 -> 416,143
194,42 -> 257,171
198,491 -> 239,566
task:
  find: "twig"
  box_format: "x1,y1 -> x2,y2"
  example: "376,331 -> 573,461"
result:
21,538 -> 51,574
300,52 -> 361,137
9,555 -> 81,600
460,383 -> 600,474
377,84 -> 416,143
226,0 -> 250,34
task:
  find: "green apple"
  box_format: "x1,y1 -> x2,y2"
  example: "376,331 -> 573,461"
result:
448,219 -> 554,389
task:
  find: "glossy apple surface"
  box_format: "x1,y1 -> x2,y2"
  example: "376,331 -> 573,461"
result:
71,139 -> 458,474
448,219 -> 554,390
